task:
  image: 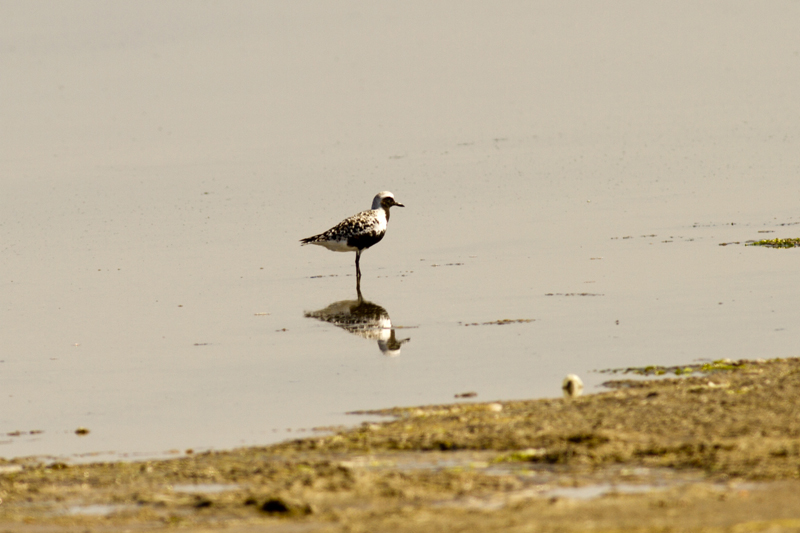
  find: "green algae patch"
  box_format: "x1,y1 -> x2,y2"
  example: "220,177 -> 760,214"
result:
600,358 -> 756,377
747,238 -> 800,248
699,360 -> 743,372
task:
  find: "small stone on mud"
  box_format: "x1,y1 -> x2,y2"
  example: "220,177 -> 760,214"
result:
261,498 -> 290,514
194,497 -> 212,508
259,498 -> 313,516
562,374 -> 584,398
75,427 -> 90,436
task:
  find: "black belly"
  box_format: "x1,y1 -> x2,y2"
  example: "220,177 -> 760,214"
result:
348,231 -> 385,251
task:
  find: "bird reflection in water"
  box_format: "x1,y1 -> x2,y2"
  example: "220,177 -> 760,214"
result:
304,288 -> 410,357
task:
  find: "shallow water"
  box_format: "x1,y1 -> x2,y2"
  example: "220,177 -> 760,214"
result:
1,2 -> 799,460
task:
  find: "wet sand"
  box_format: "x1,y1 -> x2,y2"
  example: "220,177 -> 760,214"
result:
2,357 -> 800,531
4,1 -> 800,459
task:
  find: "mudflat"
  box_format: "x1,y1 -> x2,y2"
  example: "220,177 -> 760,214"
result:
2,358 -> 800,531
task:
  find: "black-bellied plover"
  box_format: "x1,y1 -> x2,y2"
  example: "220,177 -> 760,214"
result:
300,191 -> 404,281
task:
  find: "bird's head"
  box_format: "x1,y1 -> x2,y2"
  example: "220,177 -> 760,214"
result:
373,191 -> 404,210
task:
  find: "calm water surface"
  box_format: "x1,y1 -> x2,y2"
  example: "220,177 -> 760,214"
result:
1,2 -> 799,460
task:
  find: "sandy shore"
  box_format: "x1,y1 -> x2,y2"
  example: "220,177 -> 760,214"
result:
2,358 -> 800,531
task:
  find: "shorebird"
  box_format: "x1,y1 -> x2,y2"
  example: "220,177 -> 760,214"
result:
300,191 -> 404,281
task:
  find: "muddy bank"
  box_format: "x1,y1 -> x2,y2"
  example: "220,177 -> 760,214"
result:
2,358 -> 800,531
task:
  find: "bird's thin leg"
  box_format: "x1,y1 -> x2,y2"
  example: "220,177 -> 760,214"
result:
355,250 -> 362,281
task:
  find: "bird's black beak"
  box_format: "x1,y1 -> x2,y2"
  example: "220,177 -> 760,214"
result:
394,201 -> 405,207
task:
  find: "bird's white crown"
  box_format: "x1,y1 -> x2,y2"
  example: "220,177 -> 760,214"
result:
372,191 -> 396,210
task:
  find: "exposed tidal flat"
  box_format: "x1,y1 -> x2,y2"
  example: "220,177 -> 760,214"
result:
4,0 -> 800,461
2,357 -> 800,531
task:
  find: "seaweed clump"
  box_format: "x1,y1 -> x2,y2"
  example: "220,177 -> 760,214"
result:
747,238 -> 800,248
